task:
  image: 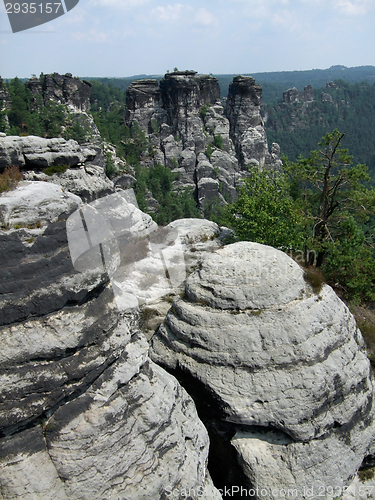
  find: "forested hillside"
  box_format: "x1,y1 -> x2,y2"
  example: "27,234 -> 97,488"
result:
264,80 -> 375,181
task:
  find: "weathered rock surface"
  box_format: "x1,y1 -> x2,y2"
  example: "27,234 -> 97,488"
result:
283,85 -> 314,104
24,164 -> 114,202
0,184 -> 221,499
225,76 -> 269,168
26,72 -> 92,112
0,135 -> 97,172
124,71 -> 281,209
150,241 -> 375,497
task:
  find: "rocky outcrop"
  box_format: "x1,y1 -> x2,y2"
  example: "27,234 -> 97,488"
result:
26,72 -> 92,112
150,241 -> 375,497
225,75 -> 269,168
125,79 -> 161,132
0,78 -> 10,112
24,164 -> 114,203
0,183 -> 221,499
125,71 -> 281,209
0,135 -> 97,172
0,135 -> 114,201
283,85 -> 314,104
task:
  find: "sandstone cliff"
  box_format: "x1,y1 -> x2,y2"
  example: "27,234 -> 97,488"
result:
125,71 -> 282,209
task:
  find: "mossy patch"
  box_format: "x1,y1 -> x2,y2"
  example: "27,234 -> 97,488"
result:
43,164 -> 69,176
303,266 -> 325,294
358,467 -> 375,482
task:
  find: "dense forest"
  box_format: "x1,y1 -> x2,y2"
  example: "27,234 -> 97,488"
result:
264,79 -> 375,181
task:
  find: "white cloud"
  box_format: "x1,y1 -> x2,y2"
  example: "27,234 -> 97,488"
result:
152,3 -> 184,22
333,0 -> 371,15
71,28 -> 109,42
272,8 -> 301,31
194,7 -> 217,26
89,0 -> 151,9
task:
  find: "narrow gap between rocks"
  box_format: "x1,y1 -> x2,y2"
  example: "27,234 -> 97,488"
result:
159,363 -> 255,499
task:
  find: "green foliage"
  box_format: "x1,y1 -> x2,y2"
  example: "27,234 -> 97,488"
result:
265,80 -> 375,181
225,165 -> 305,249
62,120 -> 89,144
122,122 -> 148,166
287,130 -> 375,301
213,134 -> 223,150
205,144 -> 213,160
199,104 -> 210,119
0,166 -> 23,193
134,163 -> 201,225
285,130 -> 375,265
226,131 -> 375,303
43,164 -> 69,176
105,153 -> 116,177
150,118 -> 159,135
6,77 -> 67,138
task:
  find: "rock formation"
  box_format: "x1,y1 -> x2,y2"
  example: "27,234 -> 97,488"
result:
0,182 -> 222,499
125,71 -> 282,208
0,136 -> 96,172
151,241 -> 375,497
26,72 -> 92,112
283,84 -> 314,104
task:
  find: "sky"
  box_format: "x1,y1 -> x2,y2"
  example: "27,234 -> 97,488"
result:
0,0 -> 375,79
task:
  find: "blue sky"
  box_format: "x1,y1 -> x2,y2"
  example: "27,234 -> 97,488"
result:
1,0 -> 375,78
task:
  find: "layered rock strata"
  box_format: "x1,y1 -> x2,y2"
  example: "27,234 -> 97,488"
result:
0,136 -> 96,172
0,135 -> 114,201
0,183 -> 221,499
151,241 -> 375,497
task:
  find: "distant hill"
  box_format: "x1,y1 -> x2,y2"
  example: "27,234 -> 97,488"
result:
85,65 -> 375,104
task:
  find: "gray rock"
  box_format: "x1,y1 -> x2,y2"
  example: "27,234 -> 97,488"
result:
0,181 -> 107,326
0,190 -> 222,500
26,72 -> 92,112
0,314 -> 220,499
150,241 -> 375,495
24,165 -> 115,202
0,135 -> 97,172
0,180 -> 81,228
197,177 -> 220,204
225,76 -> 268,168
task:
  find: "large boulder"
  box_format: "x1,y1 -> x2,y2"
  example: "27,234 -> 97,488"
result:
150,241 -> 375,496
0,185 -> 222,499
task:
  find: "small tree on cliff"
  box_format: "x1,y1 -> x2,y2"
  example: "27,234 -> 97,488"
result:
285,129 -> 375,267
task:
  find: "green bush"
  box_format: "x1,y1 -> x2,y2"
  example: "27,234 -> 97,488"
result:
43,164 -> 69,176
214,134 -> 223,150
